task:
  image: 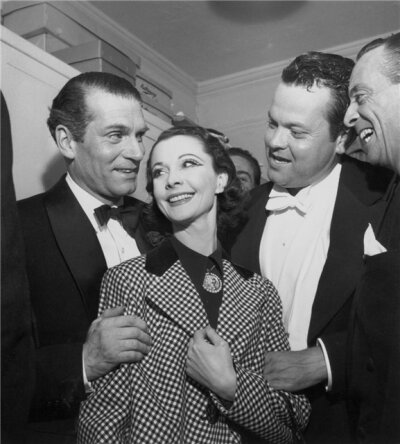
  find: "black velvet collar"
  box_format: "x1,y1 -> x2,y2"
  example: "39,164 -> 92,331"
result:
145,236 -> 253,279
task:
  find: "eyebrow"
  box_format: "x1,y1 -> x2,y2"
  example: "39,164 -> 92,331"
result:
151,153 -> 203,168
104,124 -> 129,131
103,124 -> 149,138
267,111 -> 307,129
349,84 -> 372,97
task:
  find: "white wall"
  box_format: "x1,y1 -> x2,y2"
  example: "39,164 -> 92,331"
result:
2,1 -> 199,122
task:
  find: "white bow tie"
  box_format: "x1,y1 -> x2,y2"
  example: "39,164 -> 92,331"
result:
266,185 -> 308,214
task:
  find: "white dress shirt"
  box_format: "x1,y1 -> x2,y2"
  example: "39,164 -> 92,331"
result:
259,163 -> 341,351
66,174 -> 141,267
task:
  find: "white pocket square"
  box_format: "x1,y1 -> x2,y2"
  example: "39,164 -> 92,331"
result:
363,223 -> 387,256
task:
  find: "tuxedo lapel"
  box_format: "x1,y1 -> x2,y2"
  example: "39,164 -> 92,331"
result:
308,159 -> 388,342
45,178 -> 106,320
231,183 -> 272,274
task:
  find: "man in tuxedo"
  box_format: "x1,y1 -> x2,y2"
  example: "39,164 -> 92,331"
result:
228,52 -> 390,443
343,32 -> 400,443
17,72 -> 153,443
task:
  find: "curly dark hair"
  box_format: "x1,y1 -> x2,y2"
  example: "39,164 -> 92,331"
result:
282,51 -> 354,142
144,126 -> 248,245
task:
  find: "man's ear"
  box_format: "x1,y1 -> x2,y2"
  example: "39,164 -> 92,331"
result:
335,131 -> 348,155
216,172 -> 229,194
55,125 -> 77,160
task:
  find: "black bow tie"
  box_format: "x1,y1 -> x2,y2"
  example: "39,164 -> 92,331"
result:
94,202 -> 140,236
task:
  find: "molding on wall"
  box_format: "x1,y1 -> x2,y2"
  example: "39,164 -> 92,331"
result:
1,25 -> 79,80
49,1 -> 198,96
197,28 -> 400,96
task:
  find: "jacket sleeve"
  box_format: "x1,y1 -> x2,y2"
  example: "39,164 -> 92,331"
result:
210,278 -> 311,443
78,261 -> 144,443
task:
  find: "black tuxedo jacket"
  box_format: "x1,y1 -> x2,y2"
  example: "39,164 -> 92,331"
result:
228,156 -> 390,443
347,176 -> 400,443
17,177 -> 152,425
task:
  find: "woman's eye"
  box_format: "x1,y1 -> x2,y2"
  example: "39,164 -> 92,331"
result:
152,169 -> 165,178
183,159 -> 200,168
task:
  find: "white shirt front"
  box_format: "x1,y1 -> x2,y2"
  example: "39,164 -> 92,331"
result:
259,163 -> 341,350
66,174 -> 141,268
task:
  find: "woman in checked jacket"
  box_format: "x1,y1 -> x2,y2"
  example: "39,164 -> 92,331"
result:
78,126 -> 310,443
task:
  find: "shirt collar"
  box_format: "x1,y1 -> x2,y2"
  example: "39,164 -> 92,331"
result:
65,174 -> 123,231
268,163 -> 342,212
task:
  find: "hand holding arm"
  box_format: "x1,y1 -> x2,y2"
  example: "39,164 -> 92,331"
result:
186,326 -> 237,401
263,347 -> 328,392
83,306 -> 152,381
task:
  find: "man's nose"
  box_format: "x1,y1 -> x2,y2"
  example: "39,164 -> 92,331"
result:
265,127 -> 287,150
344,102 -> 359,128
124,136 -> 145,161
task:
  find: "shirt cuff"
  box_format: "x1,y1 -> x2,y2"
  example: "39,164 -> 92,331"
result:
82,350 -> 94,394
317,338 -> 332,391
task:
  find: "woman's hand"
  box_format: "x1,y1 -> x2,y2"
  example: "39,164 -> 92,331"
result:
186,326 -> 237,401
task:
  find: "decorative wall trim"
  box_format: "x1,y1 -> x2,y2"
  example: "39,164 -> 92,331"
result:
1,25 -> 79,80
49,1 -> 197,96
197,29 -> 400,96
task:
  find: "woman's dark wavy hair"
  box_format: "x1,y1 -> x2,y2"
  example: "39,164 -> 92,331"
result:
144,125 -> 248,245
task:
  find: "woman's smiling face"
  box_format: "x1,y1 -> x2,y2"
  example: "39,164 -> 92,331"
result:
150,135 -> 227,230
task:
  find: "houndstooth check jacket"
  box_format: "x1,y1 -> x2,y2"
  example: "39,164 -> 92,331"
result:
78,239 -> 310,443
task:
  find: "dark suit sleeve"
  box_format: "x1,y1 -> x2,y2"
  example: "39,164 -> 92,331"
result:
1,91 -> 35,442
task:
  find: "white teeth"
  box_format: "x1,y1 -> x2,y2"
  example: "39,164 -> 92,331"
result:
169,193 -> 193,203
360,128 -> 374,143
272,155 -> 290,164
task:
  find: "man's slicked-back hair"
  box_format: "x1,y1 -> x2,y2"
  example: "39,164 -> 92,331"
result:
357,32 -> 400,84
281,51 -> 354,141
47,71 -> 141,143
